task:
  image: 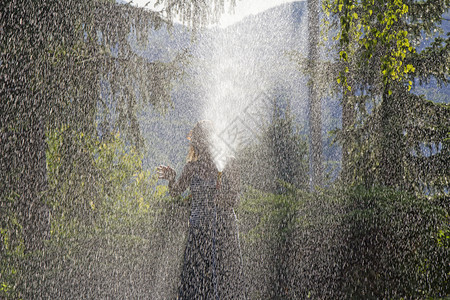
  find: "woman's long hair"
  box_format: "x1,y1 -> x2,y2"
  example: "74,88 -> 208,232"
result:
186,120 -> 214,163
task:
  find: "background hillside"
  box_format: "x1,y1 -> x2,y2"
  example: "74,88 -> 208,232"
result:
137,1 -> 342,176
136,1 -> 448,177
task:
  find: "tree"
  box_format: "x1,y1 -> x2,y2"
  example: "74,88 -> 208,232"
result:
155,0 -> 237,29
0,0 -> 182,252
238,90 -> 309,194
323,0 -> 449,192
236,88 -> 309,298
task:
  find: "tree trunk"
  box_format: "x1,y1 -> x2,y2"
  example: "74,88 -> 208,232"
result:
1,120 -> 50,252
379,86 -> 403,187
307,0 -> 323,189
341,92 -> 355,184
22,120 -> 50,251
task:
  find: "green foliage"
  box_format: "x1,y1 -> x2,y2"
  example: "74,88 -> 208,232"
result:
1,0 -> 447,298
0,0 -> 235,298
1,4 -> 187,296
239,188 -> 298,245
340,187 -> 449,298
0,193 -> 25,300
4,130 -> 448,298
238,186 -> 345,298
323,0 -> 449,190
409,34 -> 450,86
238,187 -> 300,298
7,124 -> 191,298
237,94 -> 309,194
46,126 -> 150,220
238,185 -> 449,298
324,0 -> 416,91
155,0 -> 237,29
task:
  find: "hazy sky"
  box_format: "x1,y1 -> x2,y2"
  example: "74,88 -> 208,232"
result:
127,0 -> 300,27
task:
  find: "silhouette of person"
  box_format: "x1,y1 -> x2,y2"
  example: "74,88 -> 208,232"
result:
157,120 -> 245,299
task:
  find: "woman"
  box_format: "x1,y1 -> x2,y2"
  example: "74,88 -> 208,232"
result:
157,120 -> 245,299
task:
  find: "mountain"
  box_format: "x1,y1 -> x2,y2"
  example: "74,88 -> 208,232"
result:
138,1 -> 321,171
136,1 -> 447,174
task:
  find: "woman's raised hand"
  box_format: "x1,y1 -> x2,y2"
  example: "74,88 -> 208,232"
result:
157,165 -> 176,181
